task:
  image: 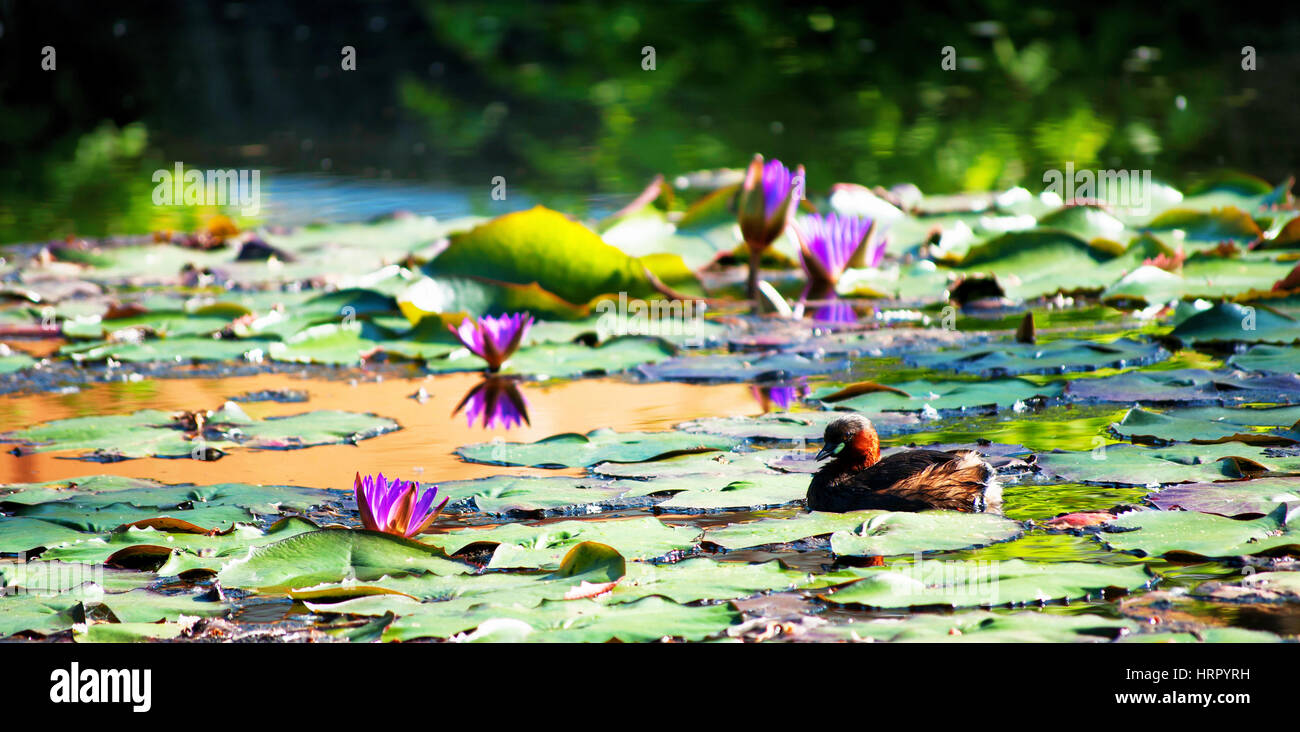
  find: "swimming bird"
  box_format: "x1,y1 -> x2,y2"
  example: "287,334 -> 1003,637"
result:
807,414 -> 1001,513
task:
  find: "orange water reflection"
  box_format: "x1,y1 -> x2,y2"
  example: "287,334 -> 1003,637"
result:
0,372 -> 761,491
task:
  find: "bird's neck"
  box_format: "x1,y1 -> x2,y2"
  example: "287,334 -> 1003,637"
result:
850,429 -> 881,468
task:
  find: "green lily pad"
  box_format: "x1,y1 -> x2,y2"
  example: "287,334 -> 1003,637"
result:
0,591 -> 86,637
11,502 -> 255,533
42,517 -> 321,566
1228,344 -> 1300,374
1144,206 -> 1263,241
62,337 -> 278,364
905,338 -> 1167,377
424,516 -> 702,569
1193,570 -> 1300,603
0,351 -> 37,373
820,558 -> 1153,608
397,275 -> 591,322
1170,302 -> 1300,345
1148,477 -> 1300,517
678,410 -> 925,442
0,518 -> 98,553
813,378 -> 1062,412
436,475 -> 635,514
1067,368 -> 1300,404
1,406 -> 399,460
73,622 -> 189,643
827,511 -> 1024,557
426,206 -> 687,306
1118,628 -> 1282,643
382,595 -> 738,643
454,428 -> 738,468
1036,443 -> 1300,485
607,558 -> 807,604
1100,504 -> 1300,558
0,560 -> 158,593
0,475 -> 336,514
952,230 -> 1169,300
217,529 -> 470,591
832,610 -> 1137,643
1109,407 -> 1299,446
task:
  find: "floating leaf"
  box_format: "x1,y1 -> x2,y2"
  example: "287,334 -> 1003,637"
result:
904,338 -> 1167,377
820,559 -> 1152,608
454,428 -> 737,468
1099,505 -> 1300,558
423,516 -> 701,569
217,529 -> 470,591
813,378 -> 1062,412
1148,477 -> 1300,517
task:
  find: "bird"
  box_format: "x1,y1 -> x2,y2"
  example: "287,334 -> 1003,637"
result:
806,414 -> 1001,513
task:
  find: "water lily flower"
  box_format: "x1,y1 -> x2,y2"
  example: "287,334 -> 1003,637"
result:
794,213 -> 878,302
737,154 -> 805,299
354,472 -> 448,537
453,377 -> 530,430
449,312 -> 535,372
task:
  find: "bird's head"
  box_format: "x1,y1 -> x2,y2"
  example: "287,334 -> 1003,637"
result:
816,414 -> 880,466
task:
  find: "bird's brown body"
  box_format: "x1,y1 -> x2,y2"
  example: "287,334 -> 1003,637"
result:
806,415 -> 1001,513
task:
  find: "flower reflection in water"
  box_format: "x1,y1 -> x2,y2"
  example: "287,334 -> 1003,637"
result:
453,376 -> 531,430
751,380 -> 808,413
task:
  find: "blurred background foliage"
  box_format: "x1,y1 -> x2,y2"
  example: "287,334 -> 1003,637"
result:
0,0 -> 1296,243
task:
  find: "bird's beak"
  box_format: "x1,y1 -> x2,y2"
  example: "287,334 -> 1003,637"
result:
815,442 -> 844,461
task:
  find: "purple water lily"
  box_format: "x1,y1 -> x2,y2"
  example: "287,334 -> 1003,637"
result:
453,377 -> 531,430
794,213 -> 879,302
354,472 -> 448,538
737,154 -> 805,300
449,312 -> 535,372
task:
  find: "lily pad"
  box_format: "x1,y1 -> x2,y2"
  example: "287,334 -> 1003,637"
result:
435,475 -> 635,514
1148,477 -> 1300,517
820,558 -> 1153,608
1099,504 -> 1300,558
423,516 -> 702,569
1228,344 -> 1300,374
217,529 -> 470,591
1,407 -> 399,460
426,206 -> 688,306
382,595 -> 738,643
41,517 -> 322,566
1170,302 -> 1300,346
606,558 -> 807,604
454,428 -> 738,468
1067,368 -> 1300,405
1109,407 -> 1299,446
704,509 -> 1021,556
904,338 -> 1168,377
0,518 -> 98,553
813,378 -> 1062,412
1036,442 -> 1300,485
827,511 -> 1024,557
832,610 -> 1137,643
